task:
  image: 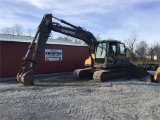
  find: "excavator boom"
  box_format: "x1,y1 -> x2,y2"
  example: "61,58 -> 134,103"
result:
17,14 -> 97,85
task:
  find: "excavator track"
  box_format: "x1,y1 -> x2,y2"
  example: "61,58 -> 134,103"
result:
73,67 -> 95,80
93,69 -> 128,82
93,70 -> 106,81
74,64 -> 148,82
74,68 -> 128,82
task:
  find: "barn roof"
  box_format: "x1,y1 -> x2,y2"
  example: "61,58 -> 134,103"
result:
0,34 -> 87,46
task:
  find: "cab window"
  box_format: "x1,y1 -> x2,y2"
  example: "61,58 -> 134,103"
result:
120,44 -> 125,54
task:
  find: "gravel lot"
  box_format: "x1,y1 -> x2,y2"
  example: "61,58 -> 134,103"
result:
0,72 -> 160,120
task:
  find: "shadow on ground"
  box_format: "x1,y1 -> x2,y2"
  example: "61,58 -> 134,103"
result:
0,72 -> 159,88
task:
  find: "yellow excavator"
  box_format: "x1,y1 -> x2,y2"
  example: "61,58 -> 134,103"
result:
17,14 -> 149,85
154,67 -> 160,82
154,67 -> 160,83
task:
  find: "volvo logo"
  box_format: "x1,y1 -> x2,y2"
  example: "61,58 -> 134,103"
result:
62,29 -> 75,35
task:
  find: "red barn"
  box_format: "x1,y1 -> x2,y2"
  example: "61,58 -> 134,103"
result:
0,34 -> 89,78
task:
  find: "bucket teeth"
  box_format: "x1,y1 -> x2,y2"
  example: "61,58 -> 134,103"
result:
17,70 -> 34,86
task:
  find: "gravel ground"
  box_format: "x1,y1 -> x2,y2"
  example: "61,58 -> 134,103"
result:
0,72 -> 160,120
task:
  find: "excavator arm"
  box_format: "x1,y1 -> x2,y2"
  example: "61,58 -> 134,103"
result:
17,14 -> 97,85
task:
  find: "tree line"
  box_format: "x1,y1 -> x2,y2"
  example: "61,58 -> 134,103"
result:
125,32 -> 160,64
1,24 -> 34,36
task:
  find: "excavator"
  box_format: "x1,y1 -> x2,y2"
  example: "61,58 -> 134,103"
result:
154,67 -> 160,82
17,14 -> 149,85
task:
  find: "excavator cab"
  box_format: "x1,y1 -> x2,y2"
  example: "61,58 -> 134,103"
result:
94,41 -> 107,65
94,40 -> 129,69
84,40 -> 129,68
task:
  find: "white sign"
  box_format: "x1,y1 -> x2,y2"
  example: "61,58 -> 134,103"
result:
45,49 -> 62,61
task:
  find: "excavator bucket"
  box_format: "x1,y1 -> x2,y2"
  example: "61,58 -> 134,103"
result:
17,68 -> 34,86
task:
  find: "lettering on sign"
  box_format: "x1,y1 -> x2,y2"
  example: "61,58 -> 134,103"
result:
45,49 -> 62,61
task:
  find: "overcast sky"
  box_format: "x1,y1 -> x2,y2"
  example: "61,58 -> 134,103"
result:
0,0 -> 159,45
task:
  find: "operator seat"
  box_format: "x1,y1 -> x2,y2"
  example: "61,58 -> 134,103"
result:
108,46 -> 115,63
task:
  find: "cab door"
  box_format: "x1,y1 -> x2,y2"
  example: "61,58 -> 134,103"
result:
116,43 -> 127,64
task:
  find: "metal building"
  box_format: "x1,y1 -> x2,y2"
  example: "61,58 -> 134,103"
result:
0,34 -> 89,78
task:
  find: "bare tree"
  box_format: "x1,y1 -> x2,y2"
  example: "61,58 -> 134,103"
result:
154,43 -> 160,63
57,36 -> 64,40
10,27 -> 15,35
27,29 -> 32,37
96,34 -> 101,40
135,40 -> 148,60
64,36 -> 70,41
57,35 -> 73,42
148,46 -> 155,61
74,38 -> 79,43
13,24 -> 23,36
1,26 -> 15,35
1,27 -> 12,34
124,31 -> 138,52
74,38 -> 85,44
